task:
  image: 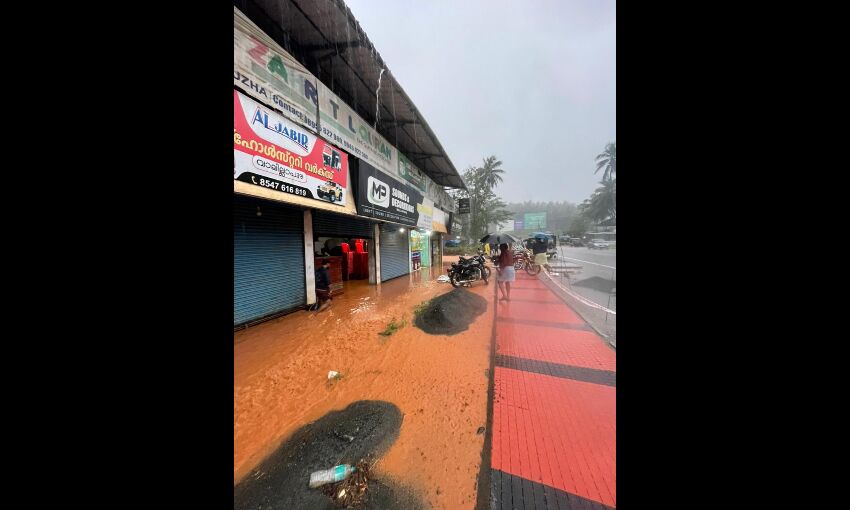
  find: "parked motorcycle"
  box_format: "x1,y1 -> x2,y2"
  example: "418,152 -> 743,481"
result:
447,255 -> 488,287
474,250 -> 492,279
512,248 -> 542,275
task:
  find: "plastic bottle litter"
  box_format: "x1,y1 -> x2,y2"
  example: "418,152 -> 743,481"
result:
309,464 -> 356,488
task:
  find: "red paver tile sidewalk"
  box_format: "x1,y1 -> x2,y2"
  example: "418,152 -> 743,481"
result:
489,271 -> 616,509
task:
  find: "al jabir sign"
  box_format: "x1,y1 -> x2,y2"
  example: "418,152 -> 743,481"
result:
234,90 -> 348,206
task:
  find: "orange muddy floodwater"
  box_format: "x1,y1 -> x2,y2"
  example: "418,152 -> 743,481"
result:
235,260 -> 494,509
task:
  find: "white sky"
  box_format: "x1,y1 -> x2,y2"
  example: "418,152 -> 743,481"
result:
344,0 -> 616,204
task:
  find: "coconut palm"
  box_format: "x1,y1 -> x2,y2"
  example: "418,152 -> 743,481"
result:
595,142 -> 616,182
581,180 -> 616,223
479,155 -> 505,189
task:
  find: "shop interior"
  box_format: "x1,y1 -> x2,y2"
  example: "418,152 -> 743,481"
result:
409,229 -> 430,271
313,236 -> 371,296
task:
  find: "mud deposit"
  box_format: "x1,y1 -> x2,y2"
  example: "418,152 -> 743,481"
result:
414,288 -> 488,335
234,401 -> 425,510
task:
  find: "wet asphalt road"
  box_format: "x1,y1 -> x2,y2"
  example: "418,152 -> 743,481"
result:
551,246 -> 616,311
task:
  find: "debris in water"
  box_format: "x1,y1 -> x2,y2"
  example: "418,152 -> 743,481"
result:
320,459 -> 371,507
334,430 -> 355,442
477,426 -> 486,435
379,316 -> 406,337
309,464 -> 356,489
328,370 -> 340,380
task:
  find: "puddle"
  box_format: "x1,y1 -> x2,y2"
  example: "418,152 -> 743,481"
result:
572,275 -> 617,294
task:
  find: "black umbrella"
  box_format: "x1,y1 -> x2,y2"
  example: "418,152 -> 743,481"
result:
480,232 -> 520,245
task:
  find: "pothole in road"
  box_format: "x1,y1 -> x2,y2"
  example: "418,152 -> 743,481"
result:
573,276 -> 616,294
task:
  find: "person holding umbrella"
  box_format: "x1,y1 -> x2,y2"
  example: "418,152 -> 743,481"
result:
481,233 -> 520,302
495,243 -> 515,301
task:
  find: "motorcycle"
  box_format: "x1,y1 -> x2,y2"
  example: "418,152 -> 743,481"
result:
447,255 -> 488,288
474,250 -> 492,279
512,248 -> 542,275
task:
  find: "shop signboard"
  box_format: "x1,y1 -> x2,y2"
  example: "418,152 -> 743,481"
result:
234,14 -> 319,132
417,197 -> 434,230
357,161 -> 423,226
234,90 -> 348,205
235,8 -> 454,217
398,152 -> 427,192
458,198 -> 470,214
431,208 -> 449,233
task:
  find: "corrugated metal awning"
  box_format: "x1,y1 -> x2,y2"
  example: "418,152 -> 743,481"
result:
235,0 -> 465,190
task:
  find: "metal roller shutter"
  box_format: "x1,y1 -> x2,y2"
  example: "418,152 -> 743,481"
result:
380,224 -> 410,282
234,196 -> 305,326
312,210 -> 373,238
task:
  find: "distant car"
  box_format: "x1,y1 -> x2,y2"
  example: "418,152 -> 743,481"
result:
568,237 -> 584,247
587,239 -> 609,249
444,239 -> 461,247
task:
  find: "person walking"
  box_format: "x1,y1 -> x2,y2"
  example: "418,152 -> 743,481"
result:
495,243 -> 515,301
314,260 -> 333,312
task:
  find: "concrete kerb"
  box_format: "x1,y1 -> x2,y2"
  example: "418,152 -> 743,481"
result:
538,270 -> 616,350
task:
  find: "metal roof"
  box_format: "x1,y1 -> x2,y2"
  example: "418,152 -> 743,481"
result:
235,0 -> 466,190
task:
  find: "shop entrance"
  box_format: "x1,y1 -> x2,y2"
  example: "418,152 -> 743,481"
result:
311,210 -> 374,297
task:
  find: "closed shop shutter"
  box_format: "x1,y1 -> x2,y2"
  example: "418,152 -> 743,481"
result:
234,195 -> 305,326
379,224 -> 410,282
312,210 -> 374,238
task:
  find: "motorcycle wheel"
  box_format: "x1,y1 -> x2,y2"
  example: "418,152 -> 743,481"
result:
514,259 -> 524,270
450,271 -> 462,288
525,262 -> 542,275
480,266 -> 489,284
483,266 -> 492,279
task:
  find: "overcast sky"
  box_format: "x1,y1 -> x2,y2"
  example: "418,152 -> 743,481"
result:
344,0 -> 616,205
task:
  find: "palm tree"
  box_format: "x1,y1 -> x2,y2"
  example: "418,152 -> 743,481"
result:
581,180 -> 616,223
595,142 -> 616,182
479,155 -> 505,189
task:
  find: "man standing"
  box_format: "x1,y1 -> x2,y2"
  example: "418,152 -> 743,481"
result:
532,236 -> 549,272
315,260 -> 333,312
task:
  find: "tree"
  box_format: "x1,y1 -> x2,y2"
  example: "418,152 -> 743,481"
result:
568,215 -> 590,237
595,142 -> 616,182
451,156 -> 512,241
479,156 -> 505,189
580,179 -> 616,223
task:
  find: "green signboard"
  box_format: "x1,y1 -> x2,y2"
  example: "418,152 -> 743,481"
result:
524,212 -> 547,230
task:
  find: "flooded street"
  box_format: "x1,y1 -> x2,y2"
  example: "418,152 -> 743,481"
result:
235,258 -> 494,509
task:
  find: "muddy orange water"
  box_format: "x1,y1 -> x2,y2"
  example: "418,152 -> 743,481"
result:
235,258 -> 493,509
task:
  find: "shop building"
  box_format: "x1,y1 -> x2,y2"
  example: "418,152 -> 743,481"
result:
233,1 -> 463,328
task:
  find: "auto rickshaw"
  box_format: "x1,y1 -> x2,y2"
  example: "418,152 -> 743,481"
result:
528,232 -> 558,259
